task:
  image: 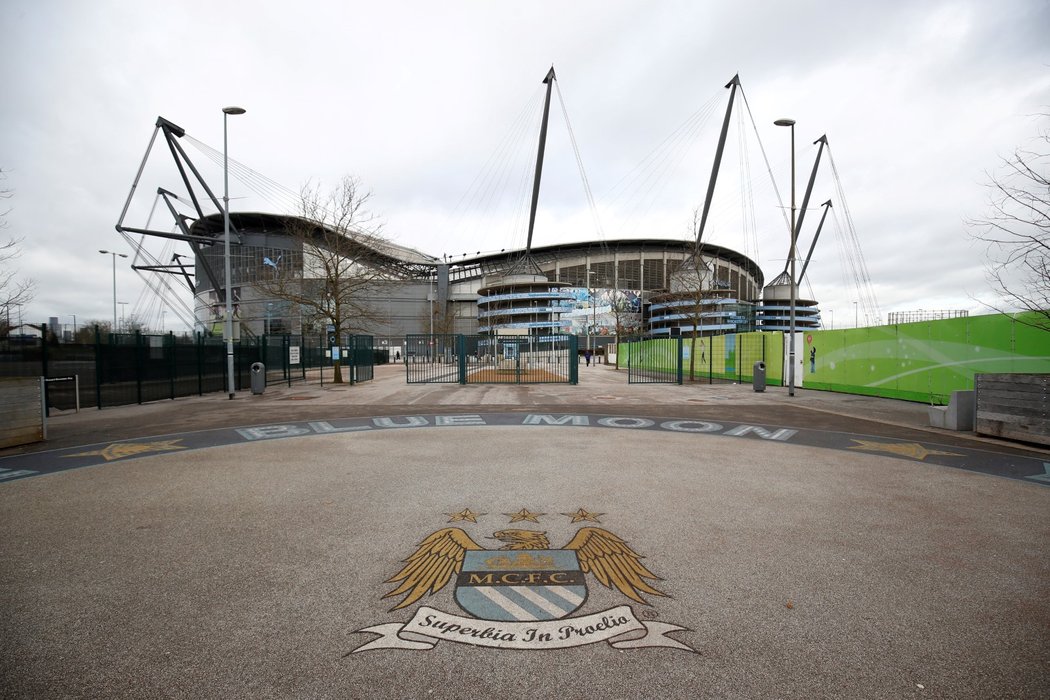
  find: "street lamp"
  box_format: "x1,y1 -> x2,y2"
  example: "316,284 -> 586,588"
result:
223,105 -> 246,399
854,301 -> 858,328
774,118 -> 797,397
429,274 -> 435,338
586,270 -> 596,354
99,249 -> 128,332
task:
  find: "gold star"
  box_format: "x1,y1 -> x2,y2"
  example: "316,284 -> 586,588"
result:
446,508 -> 485,523
848,440 -> 962,461
504,507 -> 545,523
65,440 -> 187,462
561,507 -> 604,524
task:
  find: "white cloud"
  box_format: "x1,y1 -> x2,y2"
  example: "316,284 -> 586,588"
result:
2,0 -> 1048,331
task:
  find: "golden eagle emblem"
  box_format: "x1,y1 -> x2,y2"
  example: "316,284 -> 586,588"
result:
383,527 -> 667,612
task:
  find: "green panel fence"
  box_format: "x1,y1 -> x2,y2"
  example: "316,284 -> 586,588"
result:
616,314 -> 1049,402
803,312 -> 1050,404
621,332 -> 777,385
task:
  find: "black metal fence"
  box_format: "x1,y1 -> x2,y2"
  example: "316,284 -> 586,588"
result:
405,334 -> 578,384
0,326 -> 376,412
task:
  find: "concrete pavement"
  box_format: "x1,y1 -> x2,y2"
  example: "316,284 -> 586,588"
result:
1,363 -> 1048,698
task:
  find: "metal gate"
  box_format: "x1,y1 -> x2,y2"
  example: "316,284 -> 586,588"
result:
350,334 -> 375,383
624,336 -> 683,384
405,334 -> 578,384
323,334 -> 376,384
403,334 -> 461,383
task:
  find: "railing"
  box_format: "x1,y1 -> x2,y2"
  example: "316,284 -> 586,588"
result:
405,334 -> 578,384
0,327 -> 378,411
624,336 -> 682,384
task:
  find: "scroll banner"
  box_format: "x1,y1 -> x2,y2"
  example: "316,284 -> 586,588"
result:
352,605 -> 694,653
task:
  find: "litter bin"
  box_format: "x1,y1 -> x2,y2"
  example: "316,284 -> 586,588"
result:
752,361 -> 766,393
250,362 -> 266,395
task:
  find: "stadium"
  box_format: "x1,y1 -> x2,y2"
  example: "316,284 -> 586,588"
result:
186,211 -> 805,350
119,70 -> 844,349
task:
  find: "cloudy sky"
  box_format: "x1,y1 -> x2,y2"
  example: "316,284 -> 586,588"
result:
2,0 -> 1048,333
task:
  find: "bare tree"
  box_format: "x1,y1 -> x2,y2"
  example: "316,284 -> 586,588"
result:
1,169 -> 34,336
419,294 -> 458,336
75,322 -> 113,343
256,176 -> 388,383
968,117 -> 1050,331
671,207 -> 712,381
608,288 -> 642,338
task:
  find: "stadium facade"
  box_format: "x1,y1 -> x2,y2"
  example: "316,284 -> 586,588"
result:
188,212 -> 819,344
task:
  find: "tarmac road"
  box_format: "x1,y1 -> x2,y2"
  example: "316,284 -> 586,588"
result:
1,364 -> 1048,698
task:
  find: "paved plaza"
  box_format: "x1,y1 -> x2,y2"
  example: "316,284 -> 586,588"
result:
2,363 -> 1048,698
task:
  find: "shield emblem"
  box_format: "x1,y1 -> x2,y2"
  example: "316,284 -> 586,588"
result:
455,550 -> 587,621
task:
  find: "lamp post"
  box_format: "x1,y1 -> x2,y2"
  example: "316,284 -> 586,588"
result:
223,105 -> 246,399
774,118 -> 797,397
854,301 -> 858,328
99,250 -> 128,332
586,270 -> 596,354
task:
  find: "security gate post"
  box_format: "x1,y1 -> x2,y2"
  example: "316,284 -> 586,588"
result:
676,336 -> 684,385
570,334 -> 579,384
458,335 -> 467,384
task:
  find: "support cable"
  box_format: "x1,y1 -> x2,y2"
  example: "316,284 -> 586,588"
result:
441,88 -> 544,257
736,106 -> 761,264
598,91 -> 721,237
555,80 -> 605,241
828,147 -> 882,323
738,84 -> 790,243
121,197 -> 197,331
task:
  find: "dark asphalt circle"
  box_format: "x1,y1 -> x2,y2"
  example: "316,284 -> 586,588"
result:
1,411 -> 1047,486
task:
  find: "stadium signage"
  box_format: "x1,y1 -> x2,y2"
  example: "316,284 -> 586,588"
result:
234,414 -> 798,442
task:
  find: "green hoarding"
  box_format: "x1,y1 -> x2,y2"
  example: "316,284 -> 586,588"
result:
624,332 -> 781,384
804,313 -> 1050,403
618,313 -> 1050,403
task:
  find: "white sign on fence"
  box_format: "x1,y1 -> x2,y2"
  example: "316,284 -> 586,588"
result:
289,346 -> 301,365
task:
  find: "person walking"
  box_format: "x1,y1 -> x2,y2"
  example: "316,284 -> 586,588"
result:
584,349 -> 592,367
